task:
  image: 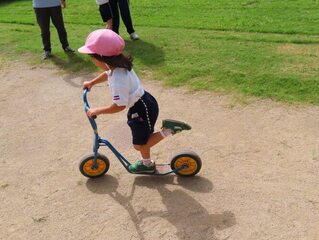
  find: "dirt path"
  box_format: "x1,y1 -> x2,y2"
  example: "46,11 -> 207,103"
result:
1,61 -> 319,240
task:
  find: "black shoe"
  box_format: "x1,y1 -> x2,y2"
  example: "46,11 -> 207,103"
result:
42,50 -> 51,60
64,46 -> 75,53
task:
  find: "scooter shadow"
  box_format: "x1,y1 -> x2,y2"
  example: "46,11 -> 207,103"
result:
86,175 -> 236,240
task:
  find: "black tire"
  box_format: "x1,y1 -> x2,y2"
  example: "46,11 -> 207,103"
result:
170,151 -> 202,177
79,153 -> 110,178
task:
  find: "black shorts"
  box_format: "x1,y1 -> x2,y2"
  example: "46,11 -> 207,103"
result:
127,91 -> 159,145
99,3 -> 112,22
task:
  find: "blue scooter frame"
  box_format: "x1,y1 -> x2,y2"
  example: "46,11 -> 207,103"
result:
80,88 -> 202,178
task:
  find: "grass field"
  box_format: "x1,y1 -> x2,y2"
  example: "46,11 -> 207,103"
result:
0,0 -> 318,104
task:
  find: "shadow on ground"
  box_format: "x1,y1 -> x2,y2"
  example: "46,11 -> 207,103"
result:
86,175 -> 236,240
125,39 -> 165,67
49,53 -> 95,88
0,0 -> 26,6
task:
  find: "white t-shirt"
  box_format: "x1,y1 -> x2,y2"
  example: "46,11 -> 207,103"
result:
95,0 -> 109,5
106,68 -> 144,108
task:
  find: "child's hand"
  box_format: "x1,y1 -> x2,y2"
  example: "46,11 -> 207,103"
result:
87,108 -> 99,118
82,81 -> 93,91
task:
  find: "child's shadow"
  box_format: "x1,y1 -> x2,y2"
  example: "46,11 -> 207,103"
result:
86,175 -> 236,240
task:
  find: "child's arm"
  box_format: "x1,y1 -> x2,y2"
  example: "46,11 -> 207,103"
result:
82,72 -> 108,90
87,103 -> 125,118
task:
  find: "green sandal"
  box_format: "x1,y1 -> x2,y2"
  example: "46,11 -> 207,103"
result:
162,119 -> 191,134
129,160 -> 155,173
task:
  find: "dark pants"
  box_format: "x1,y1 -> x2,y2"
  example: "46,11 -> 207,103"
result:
34,6 -> 69,51
99,3 -> 113,22
109,0 -> 135,34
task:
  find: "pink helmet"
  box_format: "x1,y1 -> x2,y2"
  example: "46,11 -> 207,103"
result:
78,29 -> 125,56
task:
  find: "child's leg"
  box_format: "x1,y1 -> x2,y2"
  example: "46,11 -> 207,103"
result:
134,131 -> 167,159
130,131 -> 169,173
129,123 -> 188,173
134,120 -> 189,156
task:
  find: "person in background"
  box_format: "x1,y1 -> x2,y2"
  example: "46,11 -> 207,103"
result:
96,0 -> 113,29
109,0 -> 139,40
33,0 -> 74,60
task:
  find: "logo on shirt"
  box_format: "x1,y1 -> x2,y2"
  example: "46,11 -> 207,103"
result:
113,95 -> 120,101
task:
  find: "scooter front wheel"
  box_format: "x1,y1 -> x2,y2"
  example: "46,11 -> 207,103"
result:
79,153 -> 110,178
170,152 -> 202,177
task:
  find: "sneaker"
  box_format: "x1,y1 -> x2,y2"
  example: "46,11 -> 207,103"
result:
42,50 -> 51,60
129,160 -> 155,173
64,46 -> 75,53
162,119 -> 191,134
130,32 -> 139,41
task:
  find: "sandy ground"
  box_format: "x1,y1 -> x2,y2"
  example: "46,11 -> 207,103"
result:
0,60 -> 319,240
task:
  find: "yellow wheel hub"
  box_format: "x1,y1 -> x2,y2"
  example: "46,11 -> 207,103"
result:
83,159 -> 107,177
174,157 -> 198,175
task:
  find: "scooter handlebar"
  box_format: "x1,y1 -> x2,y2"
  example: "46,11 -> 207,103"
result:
83,88 -> 97,119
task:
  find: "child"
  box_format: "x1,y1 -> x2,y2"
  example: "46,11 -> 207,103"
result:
96,0 -> 113,29
78,29 -> 191,173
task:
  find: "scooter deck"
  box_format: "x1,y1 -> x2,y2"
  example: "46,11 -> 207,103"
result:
154,163 -> 172,175
129,163 -> 174,175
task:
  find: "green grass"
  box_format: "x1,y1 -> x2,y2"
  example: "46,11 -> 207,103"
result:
0,0 -> 319,104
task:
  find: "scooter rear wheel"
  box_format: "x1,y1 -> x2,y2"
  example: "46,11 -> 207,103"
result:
79,153 -> 110,178
170,152 -> 202,177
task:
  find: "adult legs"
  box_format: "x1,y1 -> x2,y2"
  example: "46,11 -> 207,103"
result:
34,8 -> 51,51
50,6 -> 69,49
109,0 -> 120,34
118,0 -> 135,34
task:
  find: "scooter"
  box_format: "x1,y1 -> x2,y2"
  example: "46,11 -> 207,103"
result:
79,89 -> 202,178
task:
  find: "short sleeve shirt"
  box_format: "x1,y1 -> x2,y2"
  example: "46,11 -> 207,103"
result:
33,0 -> 61,8
96,0 -> 109,5
106,68 -> 144,108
